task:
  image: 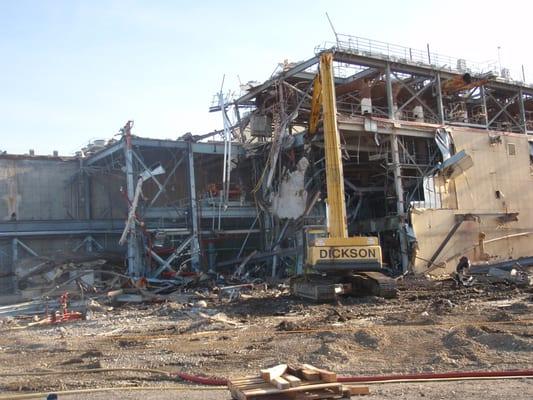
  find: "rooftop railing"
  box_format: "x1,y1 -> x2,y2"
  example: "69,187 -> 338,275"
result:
316,34 -> 500,77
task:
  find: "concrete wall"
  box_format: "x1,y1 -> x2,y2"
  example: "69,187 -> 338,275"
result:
0,157 -> 81,221
411,128 -> 533,274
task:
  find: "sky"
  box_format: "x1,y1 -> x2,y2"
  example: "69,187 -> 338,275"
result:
1,0 -> 532,155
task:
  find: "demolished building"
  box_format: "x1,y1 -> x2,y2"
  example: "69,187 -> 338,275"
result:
2,34 -> 533,299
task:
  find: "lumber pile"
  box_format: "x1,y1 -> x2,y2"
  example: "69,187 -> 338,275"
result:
228,363 -> 369,399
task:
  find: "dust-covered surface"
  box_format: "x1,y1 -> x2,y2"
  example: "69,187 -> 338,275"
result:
41,380 -> 533,400
0,277 -> 532,398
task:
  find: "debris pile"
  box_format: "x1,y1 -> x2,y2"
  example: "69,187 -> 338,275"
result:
451,256 -> 533,288
228,363 -> 368,399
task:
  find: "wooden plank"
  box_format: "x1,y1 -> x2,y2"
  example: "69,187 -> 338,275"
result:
343,385 -> 370,396
235,381 -> 325,391
261,364 -> 288,382
301,364 -> 337,383
231,377 -> 267,384
271,376 -> 290,390
228,381 -> 247,400
229,378 -> 326,391
294,390 -> 344,400
301,369 -> 321,381
243,382 -> 342,396
233,383 -> 276,390
281,373 -> 301,387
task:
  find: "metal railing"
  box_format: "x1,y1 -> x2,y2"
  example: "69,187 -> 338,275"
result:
316,34 -> 499,77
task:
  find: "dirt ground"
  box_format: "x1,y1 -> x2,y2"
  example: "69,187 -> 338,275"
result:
35,380 -> 533,400
0,277 -> 532,399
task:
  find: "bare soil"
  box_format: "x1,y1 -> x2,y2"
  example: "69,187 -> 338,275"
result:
1,277 -> 532,399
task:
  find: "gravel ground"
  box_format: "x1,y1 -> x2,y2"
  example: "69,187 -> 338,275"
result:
18,380 -> 533,400
1,277 -> 532,398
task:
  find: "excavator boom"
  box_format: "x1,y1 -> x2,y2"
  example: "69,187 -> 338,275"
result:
319,52 -> 348,239
292,52 -> 397,301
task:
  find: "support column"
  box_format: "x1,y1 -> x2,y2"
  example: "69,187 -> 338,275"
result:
86,236 -> 93,253
385,63 -> 395,120
518,89 -> 527,134
385,63 -> 409,272
187,142 -> 200,271
83,160 -> 92,242
123,121 -> 141,277
295,231 -> 304,275
480,86 -> 489,129
233,102 -> 244,142
435,73 -> 445,124
12,238 -> 18,264
207,241 -> 216,272
84,172 -> 91,220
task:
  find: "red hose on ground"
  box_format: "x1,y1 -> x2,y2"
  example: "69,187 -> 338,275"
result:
171,371 -> 227,386
171,369 -> 533,386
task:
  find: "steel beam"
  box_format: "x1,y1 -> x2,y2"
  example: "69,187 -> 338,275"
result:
385,63 -> 409,272
392,72 -> 439,121
235,55 -> 320,104
149,151 -> 186,207
519,89 -> 527,133
127,137 -> 244,155
480,85 -> 489,128
131,150 -> 164,191
151,236 -> 193,278
143,205 -> 257,219
332,50 -> 533,96
338,118 -> 435,138
187,142 -> 200,271
11,238 -> 39,260
11,238 -> 17,263
385,63 -> 395,119
435,73 -> 445,124
84,140 -> 124,166
83,169 -> 92,220
124,124 -> 142,277
487,92 -> 521,129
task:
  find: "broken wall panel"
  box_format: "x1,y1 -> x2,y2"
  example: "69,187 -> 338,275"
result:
411,128 -> 533,274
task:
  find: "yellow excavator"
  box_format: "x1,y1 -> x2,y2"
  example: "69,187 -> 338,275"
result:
291,52 -> 397,301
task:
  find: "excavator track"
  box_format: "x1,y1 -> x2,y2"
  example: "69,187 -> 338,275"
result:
353,271 -> 398,299
291,271 -> 397,301
290,274 -> 345,302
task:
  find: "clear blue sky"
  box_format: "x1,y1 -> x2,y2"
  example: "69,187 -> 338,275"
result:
1,0 -> 531,155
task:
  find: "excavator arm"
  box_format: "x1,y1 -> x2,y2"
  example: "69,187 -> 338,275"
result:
309,74 -> 322,135
292,52 -> 396,301
319,52 -> 349,239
